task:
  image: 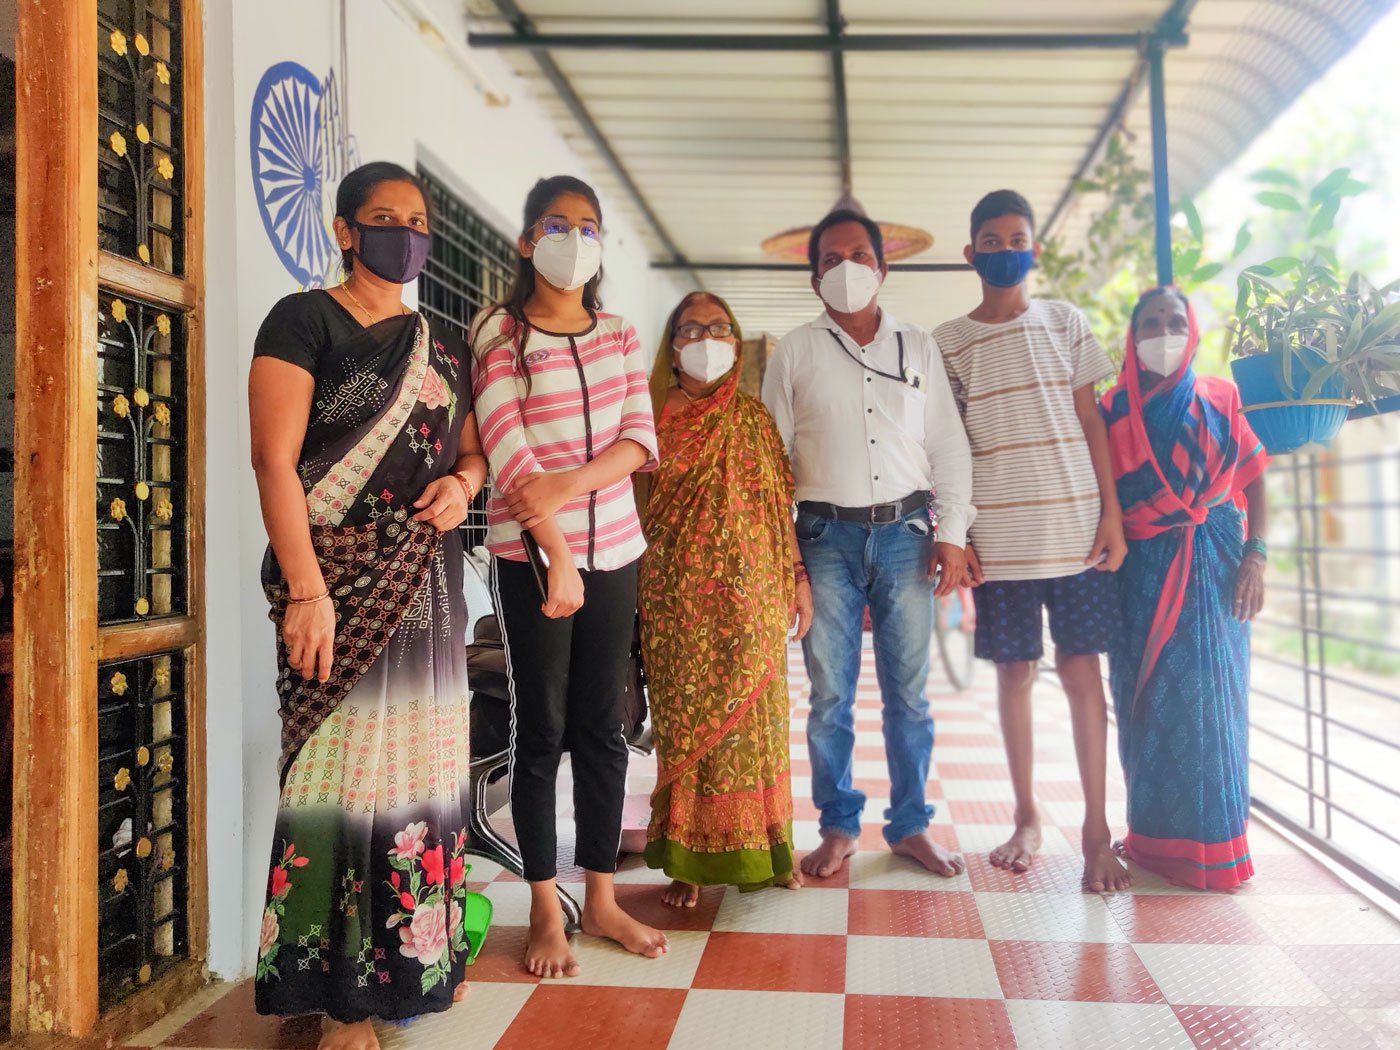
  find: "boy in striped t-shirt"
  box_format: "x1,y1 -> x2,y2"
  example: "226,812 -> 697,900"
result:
934,190 -> 1132,893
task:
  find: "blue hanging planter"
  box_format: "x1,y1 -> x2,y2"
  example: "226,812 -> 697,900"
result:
1231,351 -> 1352,455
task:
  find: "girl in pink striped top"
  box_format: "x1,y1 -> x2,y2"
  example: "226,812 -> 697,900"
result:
470,176 -> 664,980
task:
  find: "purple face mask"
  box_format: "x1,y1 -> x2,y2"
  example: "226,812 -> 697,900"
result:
351,222 -> 430,284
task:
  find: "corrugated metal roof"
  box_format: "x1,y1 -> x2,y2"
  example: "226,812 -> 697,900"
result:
466,0 -> 1395,336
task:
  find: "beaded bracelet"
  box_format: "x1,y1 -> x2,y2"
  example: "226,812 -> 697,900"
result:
453,471 -> 477,503
1243,537 -> 1268,560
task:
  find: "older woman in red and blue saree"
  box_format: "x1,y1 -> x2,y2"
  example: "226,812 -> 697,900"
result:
1102,287 -> 1270,890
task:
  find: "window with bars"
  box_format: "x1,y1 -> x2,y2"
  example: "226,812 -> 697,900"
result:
98,0 -> 184,273
97,293 -> 186,623
97,651 -> 187,1009
416,167 -> 516,551
93,0 -> 197,1011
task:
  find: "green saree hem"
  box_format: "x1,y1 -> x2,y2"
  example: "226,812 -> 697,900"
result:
643,829 -> 794,890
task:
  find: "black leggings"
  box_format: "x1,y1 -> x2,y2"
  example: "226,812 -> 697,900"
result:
492,557 -> 638,882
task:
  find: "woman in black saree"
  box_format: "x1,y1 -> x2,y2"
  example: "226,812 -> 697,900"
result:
249,162 -> 491,1050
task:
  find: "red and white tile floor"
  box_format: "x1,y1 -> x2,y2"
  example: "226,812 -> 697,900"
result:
131,644 -> 1400,1049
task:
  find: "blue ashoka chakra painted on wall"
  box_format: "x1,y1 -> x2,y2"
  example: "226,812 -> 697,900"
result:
250,61 -> 337,288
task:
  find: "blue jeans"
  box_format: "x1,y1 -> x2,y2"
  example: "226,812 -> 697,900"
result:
797,505 -> 935,843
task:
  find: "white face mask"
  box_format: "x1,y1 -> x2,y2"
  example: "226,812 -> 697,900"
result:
818,259 -> 882,314
677,339 -> 736,384
1137,333 -> 1190,375
530,228 -> 602,291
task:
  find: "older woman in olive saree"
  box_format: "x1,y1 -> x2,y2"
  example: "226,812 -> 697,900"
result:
638,292 -> 814,907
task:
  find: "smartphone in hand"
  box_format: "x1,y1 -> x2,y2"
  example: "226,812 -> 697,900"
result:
521,530 -> 550,601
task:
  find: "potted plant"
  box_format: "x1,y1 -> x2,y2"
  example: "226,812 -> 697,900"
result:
1230,169 -> 1400,453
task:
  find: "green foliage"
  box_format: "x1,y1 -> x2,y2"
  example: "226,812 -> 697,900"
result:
1036,135 -> 1237,371
1231,169 -> 1400,408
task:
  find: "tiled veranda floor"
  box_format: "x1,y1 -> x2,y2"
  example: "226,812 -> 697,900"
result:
130,644 -> 1400,1050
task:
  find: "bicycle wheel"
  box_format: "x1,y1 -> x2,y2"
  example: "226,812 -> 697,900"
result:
933,590 -> 977,691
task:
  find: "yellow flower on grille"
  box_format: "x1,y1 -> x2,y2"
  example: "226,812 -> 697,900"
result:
113,767 -> 132,792
110,497 -> 128,522
112,394 -> 130,418
110,131 -> 127,157
135,480 -> 151,501
113,868 -> 129,893
157,750 -> 174,775
138,244 -> 151,264
139,964 -> 152,985
155,498 -> 174,522
110,29 -> 128,55
110,298 -> 128,323
132,387 -> 150,408
136,746 -> 150,767
110,671 -> 129,694
134,33 -> 150,56
155,61 -> 170,85
135,597 -> 150,616
154,665 -> 171,687
161,848 -> 175,871
136,123 -> 150,144
154,402 -> 172,427
157,155 -> 175,181
135,837 -> 152,859
155,313 -> 171,336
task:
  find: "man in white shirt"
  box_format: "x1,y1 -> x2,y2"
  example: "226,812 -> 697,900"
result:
762,209 -> 975,879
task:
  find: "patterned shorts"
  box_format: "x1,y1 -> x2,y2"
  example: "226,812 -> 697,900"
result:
972,570 -> 1119,664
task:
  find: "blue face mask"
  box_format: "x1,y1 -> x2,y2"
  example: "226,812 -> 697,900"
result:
972,249 -> 1035,288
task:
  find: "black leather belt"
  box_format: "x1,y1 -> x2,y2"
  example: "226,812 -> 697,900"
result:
798,491 -> 926,525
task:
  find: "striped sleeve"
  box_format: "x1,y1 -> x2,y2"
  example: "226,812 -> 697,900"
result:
1067,304 -> 1116,389
470,319 -> 542,493
616,322 -> 660,472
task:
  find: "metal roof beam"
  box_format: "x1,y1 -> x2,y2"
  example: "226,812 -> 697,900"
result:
826,0 -> 851,195
1043,0 -> 1201,236
482,0 -> 696,280
651,261 -> 973,273
468,30 -> 1188,52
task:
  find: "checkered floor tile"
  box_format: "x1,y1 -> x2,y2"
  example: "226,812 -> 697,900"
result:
130,644 -> 1400,1049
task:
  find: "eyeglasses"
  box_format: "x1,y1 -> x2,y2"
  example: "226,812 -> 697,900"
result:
675,322 -> 734,341
536,215 -> 601,242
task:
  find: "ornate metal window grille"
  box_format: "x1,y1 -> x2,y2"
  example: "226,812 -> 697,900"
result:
98,0 -> 184,273
97,650 -> 187,1010
97,291 -> 187,624
416,167 -> 515,551
416,166 -> 517,340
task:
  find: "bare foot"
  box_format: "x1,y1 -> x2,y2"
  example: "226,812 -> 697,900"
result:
582,900 -> 669,958
1111,838 -> 1129,857
780,870 -> 804,890
319,1019 -> 379,1050
891,831 -> 966,877
452,980 -> 469,1003
525,901 -> 580,979
800,832 -> 857,878
989,821 -> 1041,873
618,827 -> 648,854
1083,834 -> 1133,893
662,880 -> 700,908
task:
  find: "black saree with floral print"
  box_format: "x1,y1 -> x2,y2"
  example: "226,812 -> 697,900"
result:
252,291 -> 490,1023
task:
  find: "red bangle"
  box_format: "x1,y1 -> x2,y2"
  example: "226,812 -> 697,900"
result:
453,472 -> 477,503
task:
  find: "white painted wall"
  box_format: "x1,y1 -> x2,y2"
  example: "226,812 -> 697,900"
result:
203,0 -> 681,978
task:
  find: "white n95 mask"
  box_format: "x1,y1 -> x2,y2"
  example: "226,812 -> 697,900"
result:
1137,334 -> 1190,375
678,339 -> 736,383
818,260 -> 881,314
531,227 -> 602,291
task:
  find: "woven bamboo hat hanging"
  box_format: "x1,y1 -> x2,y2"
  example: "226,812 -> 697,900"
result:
760,192 -> 934,262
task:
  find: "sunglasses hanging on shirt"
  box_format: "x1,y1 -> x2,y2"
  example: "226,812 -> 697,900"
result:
827,330 -> 924,390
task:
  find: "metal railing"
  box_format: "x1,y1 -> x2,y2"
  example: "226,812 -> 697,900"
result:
1249,447 -> 1400,902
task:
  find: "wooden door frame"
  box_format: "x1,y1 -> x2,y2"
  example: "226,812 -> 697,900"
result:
11,0 -> 207,1037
